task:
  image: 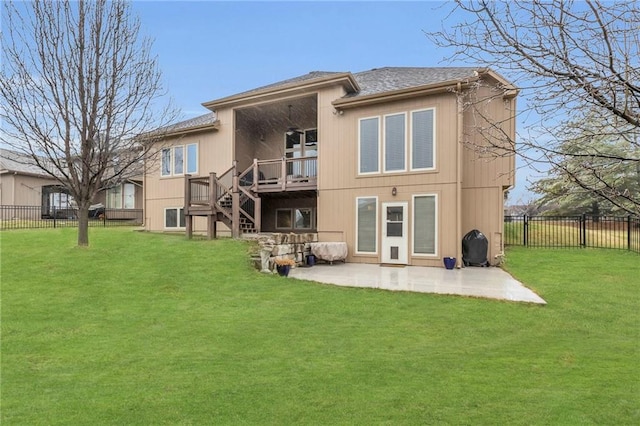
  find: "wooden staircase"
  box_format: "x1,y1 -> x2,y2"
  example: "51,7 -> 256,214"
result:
184,156 -> 318,239
184,162 -> 260,239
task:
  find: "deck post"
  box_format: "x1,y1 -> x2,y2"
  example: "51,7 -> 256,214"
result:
209,172 -> 217,239
232,173 -> 240,238
254,196 -> 261,233
281,156 -> 287,191
253,158 -> 259,191
184,175 -> 192,239
207,214 -> 216,240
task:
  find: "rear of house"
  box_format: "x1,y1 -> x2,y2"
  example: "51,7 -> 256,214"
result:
144,67 -> 517,267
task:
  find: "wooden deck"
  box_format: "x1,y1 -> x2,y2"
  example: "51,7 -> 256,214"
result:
184,156 -> 317,238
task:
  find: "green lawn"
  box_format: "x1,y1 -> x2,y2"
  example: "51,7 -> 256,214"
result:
2,229 -> 639,425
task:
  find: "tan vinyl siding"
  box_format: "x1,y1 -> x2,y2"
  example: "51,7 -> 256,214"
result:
144,126 -> 227,232
317,92 -> 462,266
462,86 -> 515,190
461,187 -> 505,264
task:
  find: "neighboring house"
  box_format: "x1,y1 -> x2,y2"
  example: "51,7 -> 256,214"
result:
0,148 -> 143,218
144,67 -> 517,267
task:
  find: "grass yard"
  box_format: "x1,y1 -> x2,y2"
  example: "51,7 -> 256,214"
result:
2,229 -> 639,425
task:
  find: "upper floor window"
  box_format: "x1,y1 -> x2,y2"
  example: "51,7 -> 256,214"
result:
384,113 -> 406,173
358,108 -> 436,175
411,109 -> 435,170
359,117 -> 380,174
161,143 -> 198,177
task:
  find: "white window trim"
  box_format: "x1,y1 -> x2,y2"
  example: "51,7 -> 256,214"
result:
409,108 -> 437,172
355,196 -> 378,255
411,194 -> 438,257
357,116 -> 381,175
161,148 -> 172,177
161,143 -> 199,177
164,207 -> 185,230
186,143 -> 198,174
382,112 -> 408,174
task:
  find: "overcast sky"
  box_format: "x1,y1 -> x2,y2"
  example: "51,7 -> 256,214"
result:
131,0 -> 538,203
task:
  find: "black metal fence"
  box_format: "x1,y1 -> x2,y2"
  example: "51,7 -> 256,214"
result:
505,214 -> 640,253
0,205 -> 143,230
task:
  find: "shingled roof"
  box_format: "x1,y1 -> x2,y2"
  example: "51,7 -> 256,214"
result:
349,67 -> 479,98
0,148 -> 48,177
173,67 -> 489,134
228,71 -> 348,99
161,112 -> 218,134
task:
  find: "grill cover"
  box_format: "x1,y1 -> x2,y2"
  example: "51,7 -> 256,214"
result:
462,229 -> 489,267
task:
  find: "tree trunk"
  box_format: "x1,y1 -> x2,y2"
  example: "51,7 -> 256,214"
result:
77,202 -> 90,246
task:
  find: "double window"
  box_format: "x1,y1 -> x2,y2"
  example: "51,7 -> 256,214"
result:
161,143 -> 198,177
276,208 -> 315,230
358,108 -> 435,175
164,207 -> 185,229
106,183 -> 135,209
285,129 -> 317,177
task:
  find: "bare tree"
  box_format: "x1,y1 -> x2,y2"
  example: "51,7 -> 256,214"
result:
1,0 -> 175,245
426,0 -> 640,215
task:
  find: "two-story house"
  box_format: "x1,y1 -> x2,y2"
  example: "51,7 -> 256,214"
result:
143,67 -> 517,267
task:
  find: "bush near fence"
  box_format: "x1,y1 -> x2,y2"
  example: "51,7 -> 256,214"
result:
0,205 -> 143,230
505,214 -> 640,253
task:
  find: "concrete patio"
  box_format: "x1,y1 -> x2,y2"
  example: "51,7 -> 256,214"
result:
288,263 -> 546,304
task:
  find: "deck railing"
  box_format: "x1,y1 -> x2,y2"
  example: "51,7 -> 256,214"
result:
240,156 -> 317,191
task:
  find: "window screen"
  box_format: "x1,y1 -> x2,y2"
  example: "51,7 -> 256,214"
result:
385,114 -> 405,171
412,109 -> 434,169
357,197 -> 377,253
414,196 -> 436,255
174,146 -> 184,175
161,148 -> 171,176
359,118 -> 379,173
186,144 -> 198,174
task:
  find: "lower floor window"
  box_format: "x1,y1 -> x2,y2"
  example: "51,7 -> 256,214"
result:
107,183 -> 135,209
356,197 -> 377,253
165,207 -> 185,229
413,195 -> 437,255
276,208 -> 314,230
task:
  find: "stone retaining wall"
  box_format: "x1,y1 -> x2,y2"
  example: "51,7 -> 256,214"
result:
253,233 -> 317,273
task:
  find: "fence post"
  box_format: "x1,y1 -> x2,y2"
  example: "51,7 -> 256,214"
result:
523,214 -> 528,247
581,214 -> 587,247
103,209 -> 107,227
53,206 -> 57,228
628,215 -> 632,251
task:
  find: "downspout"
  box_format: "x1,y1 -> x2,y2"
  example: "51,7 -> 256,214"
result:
456,82 -> 463,268
142,158 -> 147,228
